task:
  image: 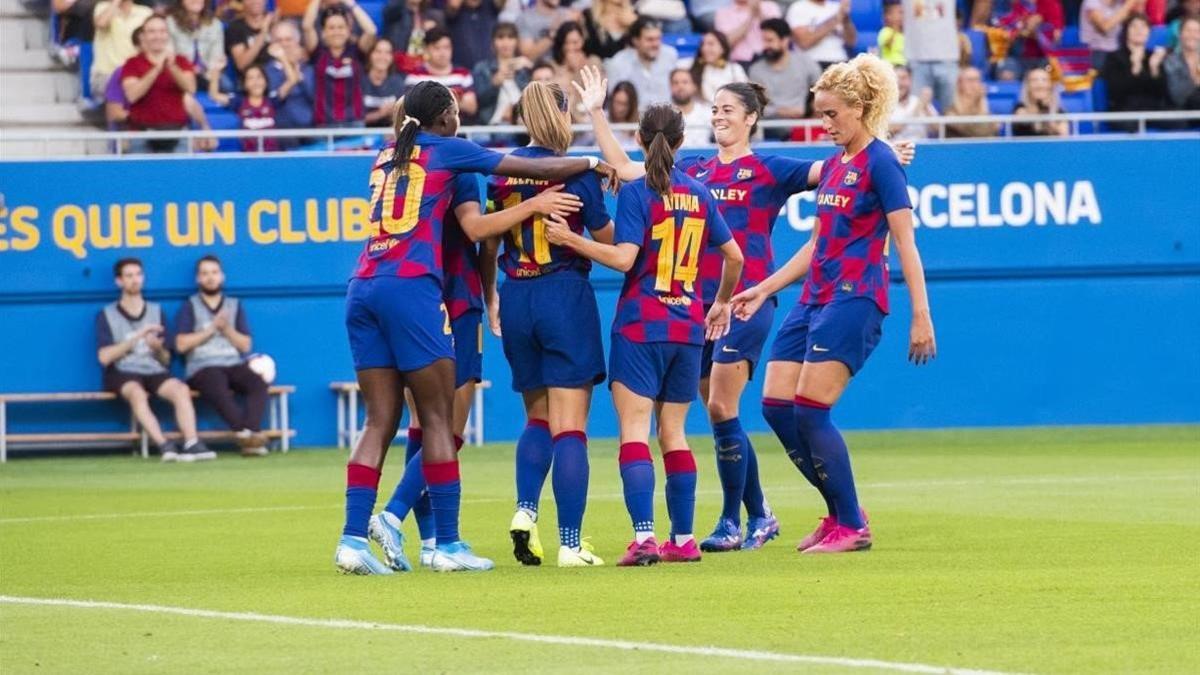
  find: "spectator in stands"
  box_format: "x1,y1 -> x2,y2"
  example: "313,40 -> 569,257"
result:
226,0 -> 275,74
122,15 -> 196,153
474,22 -> 533,125
606,17 -> 679,109
690,0 -> 727,32
97,258 -> 214,463
1012,66 -> 1070,135
1166,0 -> 1200,49
168,0 -> 228,105
993,0 -> 1063,76
517,0 -> 579,61
1164,15 -> 1200,111
1102,13 -> 1169,126
715,0 -> 784,66
748,18 -> 823,139
552,22 -> 603,124
52,0 -> 96,66
633,0 -> 692,34
90,0 -> 154,103
607,80 -> 640,145
236,63 -> 283,150
1082,0 -> 1145,69
266,21 -> 317,133
879,1 -> 905,66
944,65 -> 1001,136
304,1 -> 378,127
787,0 -> 857,70
670,68 -> 712,146
890,65 -> 939,139
687,31 -> 749,104
904,0 -> 960,113
531,59 -> 557,82
175,255 -> 271,458
447,0 -> 504,69
404,28 -> 480,121
581,0 -> 637,59
383,0 -> 444,72
362,39 -> 405,126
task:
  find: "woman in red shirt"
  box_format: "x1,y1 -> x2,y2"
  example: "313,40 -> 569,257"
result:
121,15 -> 196,153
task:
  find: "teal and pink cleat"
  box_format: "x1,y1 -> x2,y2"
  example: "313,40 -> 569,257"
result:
802,524 -> 873,553
617,538 -> 661,566
658,538 -> 702,563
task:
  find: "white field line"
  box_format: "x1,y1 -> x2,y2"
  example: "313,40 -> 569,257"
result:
0,595 -> 1017,675
0,474 -> 1195,525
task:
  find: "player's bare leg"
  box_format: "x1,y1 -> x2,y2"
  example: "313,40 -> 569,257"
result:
156,378 -> 213,462
656,400 -> 701,563
613,382 -> 660,566
120,382 -> 172,459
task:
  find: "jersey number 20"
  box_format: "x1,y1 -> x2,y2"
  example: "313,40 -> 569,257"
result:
651,216 -> 704,293
369,149 -> 427,235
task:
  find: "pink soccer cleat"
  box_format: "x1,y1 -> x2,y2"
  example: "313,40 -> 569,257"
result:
658,538 -> 702,563
617,538 -> 661,567
796,516 -> 837,551
802,524 -> 872,554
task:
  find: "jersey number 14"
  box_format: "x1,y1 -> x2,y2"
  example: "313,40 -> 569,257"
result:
651,216 -> 704,293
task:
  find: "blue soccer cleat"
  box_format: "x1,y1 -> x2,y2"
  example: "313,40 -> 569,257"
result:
742,513 -> 781,551
367,512 -> 413,572
334,535 -> 394,575
430,541 -> 495,572
700,518 -> 744,552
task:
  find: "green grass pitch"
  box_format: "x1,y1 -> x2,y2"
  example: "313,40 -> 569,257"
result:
1,425 -> 1197,673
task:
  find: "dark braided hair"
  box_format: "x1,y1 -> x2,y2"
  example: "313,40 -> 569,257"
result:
639,104 -> 685,198
391,80 -> 456,178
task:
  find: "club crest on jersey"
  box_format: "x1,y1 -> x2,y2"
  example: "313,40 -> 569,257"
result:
736,168 -> 753,180
843,170 -> 860,186
841,282 -> 854,293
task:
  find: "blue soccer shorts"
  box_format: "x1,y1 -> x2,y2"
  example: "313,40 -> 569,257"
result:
345,276 -> 453,373
700,297 -> 776,380
499,273 -> 606,392
451,309 -> 483,389
609,333 -> 702,403
768,297 -> 885,376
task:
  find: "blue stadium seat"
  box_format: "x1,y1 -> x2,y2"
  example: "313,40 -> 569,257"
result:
850,0 -> 883,32
1060,26 -> 1082,48
986,81 -> 1020,116
359,0 -> 385,30
201,108 -> 242,152
987,80 -> 1021,98
856,30 -> 878,57
79,42 -> 94,100
664,33 -> 702,59
965,29 -> 988,73
194,91 -> 231,113
1148,25 -> 1169,49
1061,88 -> 1096,134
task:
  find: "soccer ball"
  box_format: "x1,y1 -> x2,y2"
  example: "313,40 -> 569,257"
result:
247,353 -> 276,384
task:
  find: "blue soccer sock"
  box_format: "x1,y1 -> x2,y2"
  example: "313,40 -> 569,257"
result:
384,446 -> 426,523
515,419 -> 553,516
763,397 -> 835,517
794,396 -> 865,529
423,459 -> 461,546
664,450 -> 697,541
551,430 -> 589,549
342,463 -> 380,538
712,417 -> 749,525
741,441 -> 770,520
618,442 -> 655,539
403,429 -> 435,542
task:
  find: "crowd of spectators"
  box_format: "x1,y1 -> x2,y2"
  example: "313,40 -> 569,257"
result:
48,0 -> 1200,151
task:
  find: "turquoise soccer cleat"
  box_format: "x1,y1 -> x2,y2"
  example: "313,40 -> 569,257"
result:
334,535 -> 394,575
367,512 -> 413,572
430,541 -> 495,572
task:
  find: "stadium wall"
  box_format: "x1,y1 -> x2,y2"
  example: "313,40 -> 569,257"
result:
1,138 -> 1197,446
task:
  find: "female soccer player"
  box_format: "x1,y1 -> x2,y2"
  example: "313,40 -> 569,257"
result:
546,105 -> 744,567
485,81 -> 614,568
335,80 -> 616,575
730,54 -> 936,554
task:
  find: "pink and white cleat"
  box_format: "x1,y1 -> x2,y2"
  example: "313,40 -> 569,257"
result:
802,524 -> 872,553
617,538 -> 661,566
796,516 -> 837,551
658,538 -> 702,563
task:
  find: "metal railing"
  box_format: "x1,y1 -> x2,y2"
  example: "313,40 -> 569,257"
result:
1,111 -> 1197,159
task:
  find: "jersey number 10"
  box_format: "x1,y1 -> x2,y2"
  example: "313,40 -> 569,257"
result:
651,216 -> 704,293
503,193 -> 552,265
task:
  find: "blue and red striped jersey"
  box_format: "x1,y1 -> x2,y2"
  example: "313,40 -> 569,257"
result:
677,153 -> 814,304
612,169 -> 733,346
312,45 -> 364,126
486,146 -> 611,280
443,173 -> 484,320
353,133 -> 503,281
801,138 -> 911,313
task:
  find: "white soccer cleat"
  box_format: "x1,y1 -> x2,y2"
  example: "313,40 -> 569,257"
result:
334,535 -> 394,575
557,540 -> 605,568
430,541 -> 495,572
367,512 -> 412,572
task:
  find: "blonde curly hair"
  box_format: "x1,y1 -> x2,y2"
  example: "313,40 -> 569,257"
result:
811,54 -> 899,141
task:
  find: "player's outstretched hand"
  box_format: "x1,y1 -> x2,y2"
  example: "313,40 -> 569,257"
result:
730,287 -> 766,322
572,65 -> 607,112
908,310 -> 936,365
705,300 -> 732,341
595,160 -> 621,194
527,184 -> 582,218
543,213 -> 574,246
892,139 -> 916,166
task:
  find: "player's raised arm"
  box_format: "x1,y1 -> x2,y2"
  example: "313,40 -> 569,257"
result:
887,208 -> 936,365
574,65 -> 646,182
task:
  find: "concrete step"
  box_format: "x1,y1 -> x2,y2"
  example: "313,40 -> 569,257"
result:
0,0 -> 46,17
0,70 -> 81,103
0,47 -> 56,70
0,16 -> 49,51
0,102 -> 86,126
0,134 -> 111,158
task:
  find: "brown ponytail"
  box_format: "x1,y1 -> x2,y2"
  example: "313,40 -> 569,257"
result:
638,104 -> 685,198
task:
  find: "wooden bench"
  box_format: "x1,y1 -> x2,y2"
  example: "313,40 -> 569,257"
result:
330,380 -> 490,450
0,386 -> 295,462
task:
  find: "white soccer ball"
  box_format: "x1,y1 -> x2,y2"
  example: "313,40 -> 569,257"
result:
247,353 -> 276,384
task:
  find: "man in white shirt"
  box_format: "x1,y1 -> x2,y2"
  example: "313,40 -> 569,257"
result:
670,68 -> 711,146
786,0 -> 857,69
605,17 -> 679,111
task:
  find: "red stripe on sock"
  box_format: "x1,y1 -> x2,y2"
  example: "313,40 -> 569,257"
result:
618,442 -> 652,465
553,430 -> 587,443
422,460 -> 460,485
527,418 -> 549,430
762,397 -> 792,408
408,428 -> 423,442
454,435 -> 464,451
663,450 -> 697,474
346,463 -> 381,489
794,395 -> 831,410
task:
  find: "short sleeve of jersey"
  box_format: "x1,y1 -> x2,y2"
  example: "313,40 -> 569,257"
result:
235,304 -> 251,336
95,311 -> 113,350
675,155 -> 704,174
614,183 -> 647,247
175,302 -> 196,336
870,147 -> 912,214
570,171 -> 610,232
763,155 -> 815,198
704,193 -> 733,248
450,172 -> 482,210
436,136 -> 504,175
